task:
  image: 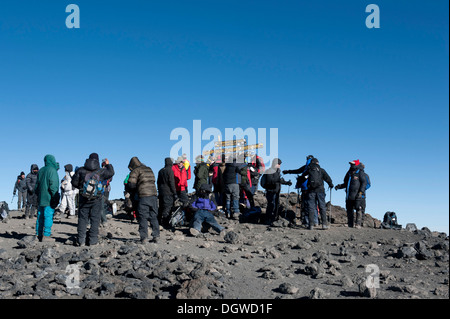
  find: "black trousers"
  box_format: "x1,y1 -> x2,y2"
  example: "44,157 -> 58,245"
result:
77,198 -> 102,245
346,199 -> 364,227
159,194 -> 174,227
138,196 -> 159,240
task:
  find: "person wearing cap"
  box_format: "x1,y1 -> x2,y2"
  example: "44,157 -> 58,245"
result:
335,159 -> 367,228
71,153 -> 115,246
260,158 -> 292,224
172,157 -> 189,205
57,164 -> 77,219
34,154 -> 60,242
126,156 -> 159,244
13,171 -> 27,211
283,155 -> 317,226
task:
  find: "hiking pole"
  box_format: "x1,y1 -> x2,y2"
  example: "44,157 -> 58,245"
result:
329,187 -> 332,225
11,194 -> 16,204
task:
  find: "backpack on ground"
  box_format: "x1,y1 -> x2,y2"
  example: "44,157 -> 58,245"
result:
306,166 -> 322,189
0,201 -> 10,220
169,206 -> 186,227
241,206 -> 262,224
381,211 -> 402,230
81,169 -> 105,200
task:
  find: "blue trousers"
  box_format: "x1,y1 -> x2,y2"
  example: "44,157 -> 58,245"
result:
36,206 -> 55,237
192,210 -> 224,233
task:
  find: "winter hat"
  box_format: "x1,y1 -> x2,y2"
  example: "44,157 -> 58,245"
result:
349,159 -> 360,166
89,153 -> 100,161
64,164 -> 73,172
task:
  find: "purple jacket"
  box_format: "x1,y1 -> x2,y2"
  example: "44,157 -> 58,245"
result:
191,197 -> 216,211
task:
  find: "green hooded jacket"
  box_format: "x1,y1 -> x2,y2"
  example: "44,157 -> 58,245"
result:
35,154 -> 60,207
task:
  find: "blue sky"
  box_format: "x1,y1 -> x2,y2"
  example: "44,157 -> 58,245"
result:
1,1 -> 448,233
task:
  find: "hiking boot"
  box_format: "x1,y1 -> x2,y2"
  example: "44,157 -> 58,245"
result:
190,228 -> 200,237
150,237 -> 159,244
322,225 -> 329,230
308,225 -> 314,230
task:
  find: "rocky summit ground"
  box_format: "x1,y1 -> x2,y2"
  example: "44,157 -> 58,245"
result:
0,193 -> 448,301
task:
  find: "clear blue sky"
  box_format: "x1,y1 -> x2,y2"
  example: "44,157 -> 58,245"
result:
1,1 -> 448,233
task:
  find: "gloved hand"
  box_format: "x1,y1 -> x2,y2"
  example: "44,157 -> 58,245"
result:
329,184 -> 334,190
286,180 -> 292,186
356,192 -> 363,199
282,170 -> 290,175
334,185 -> 341,191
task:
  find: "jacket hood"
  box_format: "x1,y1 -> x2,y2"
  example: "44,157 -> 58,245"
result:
84,158 -> 100,171
30,164 -> 39,173
164,157 -> 173,167
64,164 -> 73,172
44,155 -> 58,169
128,157 -> 143,170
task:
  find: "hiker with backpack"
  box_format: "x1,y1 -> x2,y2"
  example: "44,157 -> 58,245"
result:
13,172 -> 27,211
126,156 -> 160,244
299,158 -> 333,230
193,155 -> 210,193
239,160 -> 255,209
157,157 -> 178,229
359,162 -> 371,223
335,159 -> 367,228
260,158 -> 292,224
71,153 -> 115,246
283,155 -> 316,226
249,153 -> 265,194
100,159 -> 114,226
189,183 -> 225,237
34,154 -> 60,242
24,164 -> 39,219
210,154 -> 226,207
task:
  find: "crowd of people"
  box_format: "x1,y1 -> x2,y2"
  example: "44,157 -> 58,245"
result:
4,152 -> 371,246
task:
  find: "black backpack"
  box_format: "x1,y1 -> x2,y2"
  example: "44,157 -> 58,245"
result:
261,173 -> 276,190
306,165 -> 323,189
382,211 -> 402,229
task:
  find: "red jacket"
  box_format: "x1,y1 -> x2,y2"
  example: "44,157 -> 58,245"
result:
172,164 -> 188,192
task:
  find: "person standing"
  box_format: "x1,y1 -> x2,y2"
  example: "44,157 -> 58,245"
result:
58,164 -> 77,219
157,157 -> 178,228
71,153 -> 115,246
100,159 -> 114,226
335,160 -> 367,228
126,156 -> 160,244
172,157 -> 189,205
283,155 -> 316,226
302,158 -> 333,230
260,158 -> 292,224
24,164 -> 39,219
249,153 -> 265,194
222,156 -> 243,220
193,155 -> 210,193
34,155 -> 60,242
13,172 -> 27,211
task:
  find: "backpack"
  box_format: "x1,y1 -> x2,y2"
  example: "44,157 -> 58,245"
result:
169,206 -> 186,227
381,211 -> 402,229
0,201 -> 9,219
306,165 -> 322,189
260,173 -> 276,190
81,169 -> 104,200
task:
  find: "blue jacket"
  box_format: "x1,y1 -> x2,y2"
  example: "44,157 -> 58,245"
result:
192,197 -> 217,211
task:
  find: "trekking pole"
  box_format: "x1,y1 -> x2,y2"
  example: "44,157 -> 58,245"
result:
11,194 -> 16,204
284,184 -> 290,219
329,187 -> 332,225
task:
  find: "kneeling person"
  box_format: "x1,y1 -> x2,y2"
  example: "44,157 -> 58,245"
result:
190,184 -> 224,236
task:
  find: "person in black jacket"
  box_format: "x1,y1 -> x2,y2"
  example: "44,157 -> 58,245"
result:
24,164 -> 39,219
260,158 -> 292,224
71,153 -> 115,246
222,157 -> 243,219
335,160 -> 367,228
283,155 -> 315,226
13,172 -> 27,211
302,158 -> 333,230
157,157 -> 178,228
